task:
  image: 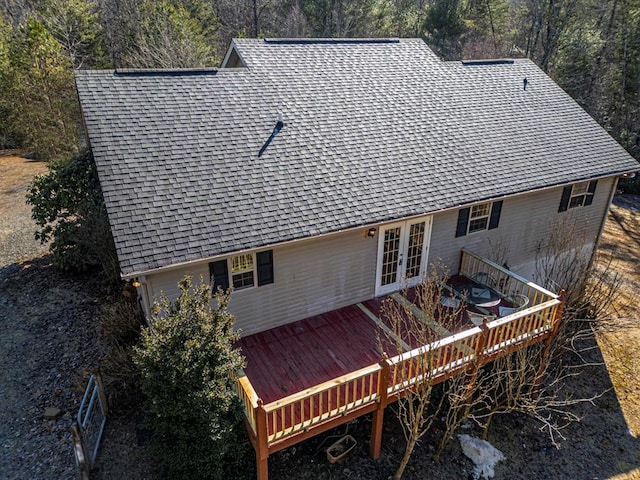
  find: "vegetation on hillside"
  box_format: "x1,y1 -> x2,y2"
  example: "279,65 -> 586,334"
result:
26,149 -> 118,279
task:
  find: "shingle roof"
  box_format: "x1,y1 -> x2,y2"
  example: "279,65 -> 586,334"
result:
75,38 -> 639,277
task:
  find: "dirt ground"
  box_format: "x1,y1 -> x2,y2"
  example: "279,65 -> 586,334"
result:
0,151 -> 639,479
596,195 -> 640,441
0,153 -> 48,264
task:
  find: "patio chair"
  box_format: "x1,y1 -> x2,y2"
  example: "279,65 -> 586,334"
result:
499,293 -> 530,317
471,272 -> 497,289
498,306 -> 518,317
467,310 -> 496,326
512,293 -> 529,309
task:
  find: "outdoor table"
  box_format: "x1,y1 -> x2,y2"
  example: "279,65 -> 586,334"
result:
468,287 -> 502,308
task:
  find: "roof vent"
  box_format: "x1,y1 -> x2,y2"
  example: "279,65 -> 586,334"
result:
114,68 -> 218,77
461,59 -> 514,66
258,113 -> 285,157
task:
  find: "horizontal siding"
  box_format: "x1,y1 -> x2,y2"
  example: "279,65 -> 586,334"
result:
144,229 -> 377,336
230,230 -> 377,335
428,179 -> 614,280
142,178 -> 615,335
146,264 -> 210,305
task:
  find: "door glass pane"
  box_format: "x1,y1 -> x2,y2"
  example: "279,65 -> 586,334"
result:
381,227 -> 401,286
405,222 -> 425,279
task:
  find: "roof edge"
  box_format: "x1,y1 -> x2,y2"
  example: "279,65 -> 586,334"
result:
119,171 -> 634,280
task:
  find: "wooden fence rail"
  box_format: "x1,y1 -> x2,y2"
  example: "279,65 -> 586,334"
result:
237,249 -> 565,480
263,363 -> 381,442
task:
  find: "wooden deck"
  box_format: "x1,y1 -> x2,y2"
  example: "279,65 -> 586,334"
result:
236,250 -> 565,480
239,276 -> 517,405
239,304 -> 392,404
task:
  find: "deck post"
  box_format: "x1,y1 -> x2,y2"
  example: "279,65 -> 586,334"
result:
255,399 -> 269,480
463,320 -> 489,408
475,320 -> 489,366
535,289 -> 566,388
370,354 -> 389,459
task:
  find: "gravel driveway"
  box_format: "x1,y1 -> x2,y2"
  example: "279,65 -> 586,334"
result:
0,154 -> 104,479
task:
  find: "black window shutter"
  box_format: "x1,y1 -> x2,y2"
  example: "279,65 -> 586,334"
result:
584,180 -> 598,206
455,208 -> 470,237
209,260 -> 229,290
256,250 -> 274,286
558,186 -> 572,212
488,200 -> 503,230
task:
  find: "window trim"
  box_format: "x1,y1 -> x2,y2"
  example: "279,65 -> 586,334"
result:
467,203 -> 492,234
455,200 -> 503,237
568,181 -> 593,208
558,180 -> 597,212
229,253 -> 257,290
209,249 -> 274,292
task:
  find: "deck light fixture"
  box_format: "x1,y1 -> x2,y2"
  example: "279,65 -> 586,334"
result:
132,279 -> 141,287
367,227 -> 377,238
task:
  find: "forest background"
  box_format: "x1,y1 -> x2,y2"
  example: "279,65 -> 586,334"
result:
0,0 -> 639,172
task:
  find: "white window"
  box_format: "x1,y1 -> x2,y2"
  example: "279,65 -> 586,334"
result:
569,181 -> 592,208
230,253 -> 255,289
468,203 -> 492,234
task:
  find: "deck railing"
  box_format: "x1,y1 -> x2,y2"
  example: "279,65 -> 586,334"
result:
387,328 -> 480,396
238,249 -> 564,458
262,363 -> 381,442
236,374 -> 260,433
459,248 -> 559,306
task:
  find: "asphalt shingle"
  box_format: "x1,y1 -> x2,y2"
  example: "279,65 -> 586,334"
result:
75,38 -> 639,277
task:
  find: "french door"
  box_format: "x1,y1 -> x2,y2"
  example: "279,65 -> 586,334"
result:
375,216 -> 432,296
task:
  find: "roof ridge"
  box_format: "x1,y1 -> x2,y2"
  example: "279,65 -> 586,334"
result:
261,38 -> 400,45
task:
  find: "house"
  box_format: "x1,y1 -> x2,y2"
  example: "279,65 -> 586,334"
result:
75,38 -> 637,335
75,38 -> 638,478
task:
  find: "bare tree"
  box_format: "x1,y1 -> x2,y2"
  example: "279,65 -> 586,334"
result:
126,0 -> 218,68
378,264 -> 466,479
470,338 -> 605,448
534,216 -> 591,310
36,0 -> 105,69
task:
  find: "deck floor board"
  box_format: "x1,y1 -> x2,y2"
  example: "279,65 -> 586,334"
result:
238,278 -> 498,405
239,304 -> 388,404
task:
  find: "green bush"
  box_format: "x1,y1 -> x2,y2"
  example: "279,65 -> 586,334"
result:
26,148 -> 119,281
133,275 -> 251,479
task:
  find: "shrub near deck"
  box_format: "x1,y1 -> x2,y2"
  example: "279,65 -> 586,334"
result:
133,276 -> 251,479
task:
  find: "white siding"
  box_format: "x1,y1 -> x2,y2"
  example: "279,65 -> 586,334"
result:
144,229 -> 377,335
146,264 -> 210,305
141,179 -> 615,336
427,178 -> 615,280
230,230 -> 377,335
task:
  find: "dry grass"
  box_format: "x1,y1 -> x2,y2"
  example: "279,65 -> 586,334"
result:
0,151 -> 49,266
596,195 -> 640,441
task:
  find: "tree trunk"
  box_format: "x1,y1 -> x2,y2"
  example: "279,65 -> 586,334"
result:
393,434 -> 418,480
